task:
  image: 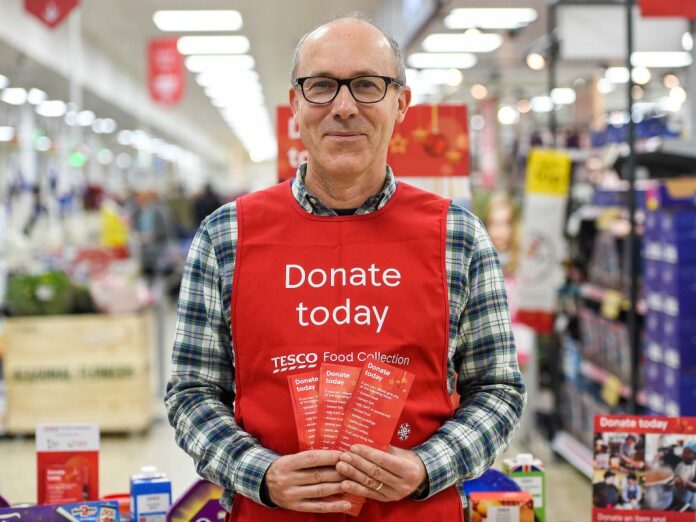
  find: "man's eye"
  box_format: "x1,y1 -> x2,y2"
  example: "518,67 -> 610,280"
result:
354,79 -> 379,90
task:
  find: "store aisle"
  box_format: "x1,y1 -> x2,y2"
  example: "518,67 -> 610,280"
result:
0,416 -> 590,520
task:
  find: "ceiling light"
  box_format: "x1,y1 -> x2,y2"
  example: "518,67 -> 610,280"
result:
531,96 -> 553,113
153,10 -> 243,32
422,32 -> 503,53
77,110 -> 96,127
408,53 -> 476,69
444,8 -> 537,30
597,78 -> 615,94
470,84 -> 488,100
605,67 -> 629,84
0,126 -> 15,142
177,36 -> 250,55
408,68 -> 464,86
195,70 -> 259,87
517,99 -> 531,113
526,53 -> 545,71
65,110 -> 78,126
631,52 -> 692,68
116,153 -> 132,169
100,118 -> 117,134
632,66 -> 651,85
117,130 -> 133,146
1,88 -> 27,105
97,149 -> 114,165
663,74 -> 680,88
27,88 -> 47,105
670,86 -> 687,104
683,31 -> 694,51
470,114 -> 485,131
609,111 -> 629,125
185,55 -> 255,73
35,100 -> 66,117
497,105 -> 520,125
0,74 -> 8,89
631,85 -> 644,100
551,87 -> 576,105
35,136 -> 52,152
659,95 -> 682,113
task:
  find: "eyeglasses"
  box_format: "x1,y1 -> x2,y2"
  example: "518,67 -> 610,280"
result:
293,75 -> 404,104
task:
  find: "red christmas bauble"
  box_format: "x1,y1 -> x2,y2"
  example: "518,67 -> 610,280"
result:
423,132 -> 449,157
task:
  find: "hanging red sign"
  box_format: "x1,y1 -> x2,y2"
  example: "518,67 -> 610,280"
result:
148,39 -> 185,107
640,0 -> 696,18
24,0 -> 79,29
277,104 -> 469,182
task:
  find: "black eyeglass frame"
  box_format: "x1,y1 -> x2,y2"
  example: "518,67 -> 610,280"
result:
293,75 -> 404,104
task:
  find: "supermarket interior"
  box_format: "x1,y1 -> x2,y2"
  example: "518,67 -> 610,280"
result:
2,0 -> 696,521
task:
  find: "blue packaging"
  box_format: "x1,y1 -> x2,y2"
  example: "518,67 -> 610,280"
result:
660,262 -> 696,316
661,365 -> 696,416
662,313 -> 696,368
130,467 -> 172,522
0,501 -> 119,522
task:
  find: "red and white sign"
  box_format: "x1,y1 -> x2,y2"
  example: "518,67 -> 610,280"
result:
36,424 -> 99,505
25,0 -> 79,29
277,104 -> 469,182
148,39 -> 185,107
640,0 -> 696,18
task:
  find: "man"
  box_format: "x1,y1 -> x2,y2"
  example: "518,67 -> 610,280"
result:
165,14 -> 525,520
593,471 -> 619,508
673,440 -> 696,510
619,434 -> 644,471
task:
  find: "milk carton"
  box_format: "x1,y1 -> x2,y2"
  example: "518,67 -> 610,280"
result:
130,467 -> 172,522
503,453 -> 546,522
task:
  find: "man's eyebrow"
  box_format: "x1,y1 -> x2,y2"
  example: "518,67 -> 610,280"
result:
304,69 -> 383,77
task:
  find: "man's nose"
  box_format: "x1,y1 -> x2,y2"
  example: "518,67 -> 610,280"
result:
331,84 -> 359,118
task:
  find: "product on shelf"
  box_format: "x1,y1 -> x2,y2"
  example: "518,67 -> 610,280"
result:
130,467 -> 172,522
502,453 -> 546,522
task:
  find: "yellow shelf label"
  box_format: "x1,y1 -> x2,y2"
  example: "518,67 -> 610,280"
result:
601,290 -> 623,320
601,374 -> 623,407
525,149 -> 572,196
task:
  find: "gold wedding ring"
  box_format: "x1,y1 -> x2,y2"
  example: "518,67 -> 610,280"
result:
374,481 -> 384,492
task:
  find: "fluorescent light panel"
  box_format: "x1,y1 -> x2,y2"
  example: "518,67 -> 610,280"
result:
1,88 -> 27,105
551,87 -> 576,105
177,36 -> 250,55
0,126 -> 15,142
631,52 -> 692,68
422,32 -> 502,53
185,55 -> 255,73
196,70 -> 259,87
36,100 -> 67,117
153,10 -> 243,32
408,53 -> 477,69
444,8 -> 537,30
0,74 -> 8,89
605,67 -> 630,84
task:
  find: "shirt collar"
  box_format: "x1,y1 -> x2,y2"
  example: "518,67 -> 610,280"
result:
291,162 -> 397,216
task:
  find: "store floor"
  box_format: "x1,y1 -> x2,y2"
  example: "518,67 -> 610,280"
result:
0,413 -> 590,520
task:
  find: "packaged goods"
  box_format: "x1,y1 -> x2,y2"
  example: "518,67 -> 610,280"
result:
130,467 -> 171,522
468,491 -> 534,522
502,453 -> 546,522
0,501 -> 119,522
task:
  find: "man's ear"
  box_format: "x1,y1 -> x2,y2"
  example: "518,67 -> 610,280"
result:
395,86 -> 411,124
290,86 -> 299,116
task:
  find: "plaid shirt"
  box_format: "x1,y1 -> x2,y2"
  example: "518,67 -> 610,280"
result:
165,165 -> 526,511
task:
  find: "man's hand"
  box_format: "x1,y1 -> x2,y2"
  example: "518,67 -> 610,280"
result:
336,444 -> 428,502
264,450 -> 352,513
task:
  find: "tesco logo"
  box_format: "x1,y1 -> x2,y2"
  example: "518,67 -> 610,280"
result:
271,353 -> 318,374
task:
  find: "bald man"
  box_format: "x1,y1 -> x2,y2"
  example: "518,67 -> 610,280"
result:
166,14 -> 525,521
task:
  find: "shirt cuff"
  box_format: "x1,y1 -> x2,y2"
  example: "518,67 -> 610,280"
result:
228,445 -> 280,507
413,436 -> 461,498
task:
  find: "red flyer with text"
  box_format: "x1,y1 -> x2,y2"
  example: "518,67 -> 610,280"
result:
592,415 -> 696,521
287,370 -> 320,450
316,364 -> 361,450
337,361 -> 415,516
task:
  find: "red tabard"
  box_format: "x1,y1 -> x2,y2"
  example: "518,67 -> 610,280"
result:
230,180 -> 463,521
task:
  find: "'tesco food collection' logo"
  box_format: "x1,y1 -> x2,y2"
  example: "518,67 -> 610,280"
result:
271,353 -> 318,374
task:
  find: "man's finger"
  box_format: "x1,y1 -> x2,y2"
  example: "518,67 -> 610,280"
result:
340,479 -> 390,501
291,499 -> 352,513
290,468 -> 345,486
285,450 -> 343,470
350,445 -> 413,476
289,482 -> 346,499
338,452 -> 401,486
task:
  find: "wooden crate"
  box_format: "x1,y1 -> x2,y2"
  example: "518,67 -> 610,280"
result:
4,312 -> 154,433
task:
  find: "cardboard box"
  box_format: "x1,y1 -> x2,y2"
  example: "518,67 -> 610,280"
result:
3,312 -> 153,433
502,454 -> 546,522
130,468 -> 172,522
0,501 -> 119,522
468,492 -> 534,522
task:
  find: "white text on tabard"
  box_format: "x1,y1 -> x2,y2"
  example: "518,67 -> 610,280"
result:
285,264 -> 401,333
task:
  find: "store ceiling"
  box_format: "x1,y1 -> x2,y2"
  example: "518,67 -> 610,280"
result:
0,0 -> 657,163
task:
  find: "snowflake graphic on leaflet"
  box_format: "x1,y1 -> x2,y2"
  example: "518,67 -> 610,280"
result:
397,423 -> 411,441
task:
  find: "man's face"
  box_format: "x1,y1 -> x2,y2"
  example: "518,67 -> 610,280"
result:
683,448 -> 696,464
289,21 -> 411,179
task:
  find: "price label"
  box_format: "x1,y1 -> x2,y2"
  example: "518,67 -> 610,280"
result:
525,149 -> 571,196
597,209 -> 621,231
601,374 -> 623,407
601,290 -> 623,320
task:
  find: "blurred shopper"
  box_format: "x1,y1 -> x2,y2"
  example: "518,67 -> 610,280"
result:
166,14 -> 525,520
193,183 -> 223,225
673,441 -> 696,509
133,189 -> 177,278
